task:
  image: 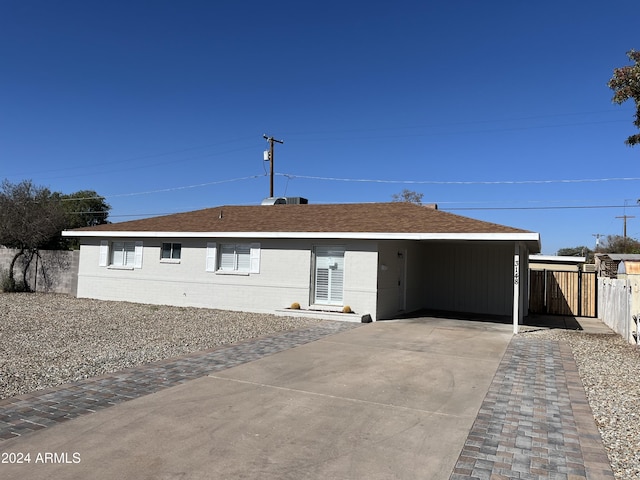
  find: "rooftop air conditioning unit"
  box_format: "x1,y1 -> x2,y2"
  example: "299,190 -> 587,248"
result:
261,197 -> 287,205
261,197 -> 309,205
284,197 -> 308,204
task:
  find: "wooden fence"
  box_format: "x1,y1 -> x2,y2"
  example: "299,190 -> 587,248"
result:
529,270 -> 597,317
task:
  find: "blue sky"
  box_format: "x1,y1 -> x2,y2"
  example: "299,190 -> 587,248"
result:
1,1 -> 639,254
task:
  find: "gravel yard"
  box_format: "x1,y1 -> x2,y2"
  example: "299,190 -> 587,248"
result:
0,293 -> 320,400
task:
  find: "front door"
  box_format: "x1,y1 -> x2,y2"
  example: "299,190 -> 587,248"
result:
313,246 -> 345,305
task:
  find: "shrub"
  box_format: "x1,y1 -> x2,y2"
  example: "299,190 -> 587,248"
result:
290,302 -> 301,309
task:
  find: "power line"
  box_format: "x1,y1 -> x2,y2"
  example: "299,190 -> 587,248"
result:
6,110 -> 625,180
106,175 -> 265,199
281,119 -> 628,143
21,145 -> 260,183
277,173 -> 640,185
280,109 -> 624,137
4,137 -> 257,178
442,205 -> 640,212
59,175 -> 265,202
103,203 -> 640,218
58,171 -> 640,204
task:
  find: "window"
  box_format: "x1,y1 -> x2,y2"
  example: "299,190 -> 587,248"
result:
112,241 -> 135,267
99,240 -> 143,268
111,241 -> 143,268
219,243 -> 251,272
161,242 -> 181,260
313,246 -> 344,305
205,242 -> 260,274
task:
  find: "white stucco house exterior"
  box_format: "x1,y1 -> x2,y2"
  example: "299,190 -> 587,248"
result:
62,201 -> 540,330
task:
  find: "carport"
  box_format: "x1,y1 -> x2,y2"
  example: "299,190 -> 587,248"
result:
376,234 -> 540,333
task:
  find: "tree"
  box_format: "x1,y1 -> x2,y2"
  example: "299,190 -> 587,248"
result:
0,180 -> 67,291
608,49 -> 640,146
391,189 -> 424,205
43,190 -> 111,250
59,190 -> 110,229
599,234 -> 640,254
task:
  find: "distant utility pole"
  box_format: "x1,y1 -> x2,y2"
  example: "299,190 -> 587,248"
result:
592,233 -> 604,251
263,134 -> 284,197
615,215 -> 635,252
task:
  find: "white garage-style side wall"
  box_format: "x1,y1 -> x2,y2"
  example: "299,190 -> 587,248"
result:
76,237 -> 379,319
420,241 -> 523,317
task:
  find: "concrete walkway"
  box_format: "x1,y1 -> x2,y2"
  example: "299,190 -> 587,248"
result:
0,316 -> 614,479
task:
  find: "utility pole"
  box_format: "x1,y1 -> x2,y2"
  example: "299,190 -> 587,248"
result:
263,134 -> 284,197
615,215 -> 635,252
592,233 -> 604,251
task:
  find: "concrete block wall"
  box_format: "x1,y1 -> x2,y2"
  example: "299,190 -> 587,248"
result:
0,248 -> 79,295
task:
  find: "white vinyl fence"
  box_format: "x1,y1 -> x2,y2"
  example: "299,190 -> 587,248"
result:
597,277 -> 639,344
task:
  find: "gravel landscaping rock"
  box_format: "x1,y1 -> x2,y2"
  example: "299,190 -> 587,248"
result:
521,327 -> 640,480
0,293 -> 320,400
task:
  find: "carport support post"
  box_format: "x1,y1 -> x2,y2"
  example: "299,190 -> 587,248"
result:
513,243 -> 521,334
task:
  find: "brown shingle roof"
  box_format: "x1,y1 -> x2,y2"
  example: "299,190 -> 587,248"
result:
69,202 -> 533,235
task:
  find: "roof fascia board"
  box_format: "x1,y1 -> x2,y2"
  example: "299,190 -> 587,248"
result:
63,230 -> 540,243
529,255 -> 586,263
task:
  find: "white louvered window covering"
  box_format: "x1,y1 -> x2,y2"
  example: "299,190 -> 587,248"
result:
313,246 -> 345,305
110,241 -> 140,267
218,243 -> 257,273
220,244 -> 236,270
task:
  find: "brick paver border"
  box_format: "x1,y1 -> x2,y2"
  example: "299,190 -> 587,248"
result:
450,337 -> 614,480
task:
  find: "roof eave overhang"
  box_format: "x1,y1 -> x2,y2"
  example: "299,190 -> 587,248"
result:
63,230 -> 541,251
529,255 -> 586,264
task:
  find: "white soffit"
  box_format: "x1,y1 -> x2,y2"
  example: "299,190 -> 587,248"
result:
529,255 -> 586,263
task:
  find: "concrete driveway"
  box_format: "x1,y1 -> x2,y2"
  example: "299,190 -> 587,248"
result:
0,317 -> 513,480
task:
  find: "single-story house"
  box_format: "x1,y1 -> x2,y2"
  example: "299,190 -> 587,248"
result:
62,201 -> 541,331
